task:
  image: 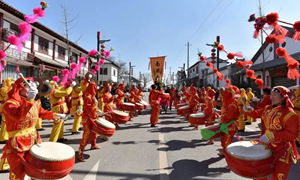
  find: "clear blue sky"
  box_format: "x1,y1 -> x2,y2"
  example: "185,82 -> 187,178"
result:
4,0 -> 300,78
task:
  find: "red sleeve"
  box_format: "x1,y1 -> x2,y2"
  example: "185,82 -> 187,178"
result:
221,104 -> 238,123
245,105 -> 267,119
204,101 -> 213,116
273,112 -> 299,142
149,90 -> 152,102
84,96 -> 97,119
3,99 -> 33,121
117,90 -> 124,97
257,96 -> 271,108
38,106 -> 54,120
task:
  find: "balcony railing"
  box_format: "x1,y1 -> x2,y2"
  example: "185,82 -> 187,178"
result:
0,42 -> 28,61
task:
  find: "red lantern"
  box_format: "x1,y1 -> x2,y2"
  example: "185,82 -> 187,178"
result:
2,60 -> 6,67
211,60 -> 216,64
211,56 -> 216,60
211,49 -> 216,52
101,44 -> 105,48
101,49 -> 105,52
101,52 -> 105,56
211,52 -> 216,56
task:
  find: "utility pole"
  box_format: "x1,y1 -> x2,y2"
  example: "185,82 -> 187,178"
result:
216,36 -> 220,88
169,66 -> 172,85
97,32 -> 100,84
258,0 -> 266,86
185,42 -> 191,85
129,62 -> 135,88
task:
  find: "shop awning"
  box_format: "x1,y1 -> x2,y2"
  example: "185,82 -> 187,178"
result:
4,57 -> 33,67
33,54 -> 68,68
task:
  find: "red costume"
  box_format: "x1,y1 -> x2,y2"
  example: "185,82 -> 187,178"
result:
115,83 -> 125,111
2,78 -> 58,180
169,86 -> 176,110
257,93 -> 272,135
187,87 -> 200,126
219,89 -> 239,155
149,86 -> 162,126
204,89 -> 217,144
136,85 -> 143,114
128,85 -> 138,118
245,86 -> 299,180
78,82 -> 100,162
103,83 -> 114,122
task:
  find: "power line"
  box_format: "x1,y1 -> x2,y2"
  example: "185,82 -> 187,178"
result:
172,0 -> 222,64
188,0 -> 222,41
192,0 -> 235,45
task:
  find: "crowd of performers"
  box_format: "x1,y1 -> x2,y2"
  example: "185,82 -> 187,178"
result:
0,75 -> 148,180
149,82 -> 300,180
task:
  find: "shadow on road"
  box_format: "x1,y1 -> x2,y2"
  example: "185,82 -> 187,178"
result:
117,123 -> 151,130
148,126 -> 194,133
157,139 -> 207,151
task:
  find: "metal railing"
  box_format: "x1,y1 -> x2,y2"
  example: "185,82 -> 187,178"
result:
0,41 -> 28,61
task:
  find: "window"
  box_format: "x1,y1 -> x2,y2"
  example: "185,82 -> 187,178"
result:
100,68 -> 103,75
38,36 -> 49,53
70,52 -> 78,63
57,46 -> 65,60
104,68 -> 108,75
196,67 -> 199,74
10,23 -> 20,33
113,69 -> 116,76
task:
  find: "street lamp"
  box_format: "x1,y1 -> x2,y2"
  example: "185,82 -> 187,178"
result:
129,62 -> 135,87
97,31 -> 111,85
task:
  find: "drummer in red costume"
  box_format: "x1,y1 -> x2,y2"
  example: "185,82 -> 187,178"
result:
218,87 -> 239,157
244,86 -> 299,180
256,87 -> 272,135
135,85 -> 143,115
103,83 -> 114,126
149,84 -> 163,127
78,82 -> 102,162
169,86 -> 176,110
2,77 -> 66,180
203,89 -> 217,144
115,83 -> 125,111
128,85 -> 138,118
188,87 -> 200,129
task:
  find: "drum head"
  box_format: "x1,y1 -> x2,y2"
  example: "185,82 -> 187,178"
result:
140,100 -> 149,105
190,112 -> 205,118
95,118 -> 116,129
136,103 -> 143,106
113,110 -> 129,116
227,141 -> 272,160
30,142 -> 75,161
124,102 -> 135,106
179,105 -> 190,109
205,124 -> 220,129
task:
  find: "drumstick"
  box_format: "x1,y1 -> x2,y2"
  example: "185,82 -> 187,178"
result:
65,110 -> 79,119
19,73 -> 31,87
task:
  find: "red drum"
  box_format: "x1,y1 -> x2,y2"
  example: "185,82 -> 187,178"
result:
225,141 -> 273,179
92,118 -> 116,137
176,102 -> 189,109
112,110 -> 130,124
189,112 -> 206,125
173,101 -> 182,107
200,124 -> 224,140
25,142 -> 75,179
140,100 -> 149,109
135,103 -> 144,110
162,93 -> 170,99
123,102 -> 135,111
177,105 -> 191,115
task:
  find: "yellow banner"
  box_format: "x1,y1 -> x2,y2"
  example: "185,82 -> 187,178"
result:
150,56 -> 165,82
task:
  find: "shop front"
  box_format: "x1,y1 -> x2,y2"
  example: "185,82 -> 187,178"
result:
269,67 -> 294,88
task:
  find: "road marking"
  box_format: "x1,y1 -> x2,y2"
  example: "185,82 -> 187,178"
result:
83,160 -> 100,180
158,134 -> 170,180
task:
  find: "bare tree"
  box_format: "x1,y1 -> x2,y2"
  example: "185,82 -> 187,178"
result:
116,59 -> 128,77
59,4 -> 83,66
142,73 -> 152,88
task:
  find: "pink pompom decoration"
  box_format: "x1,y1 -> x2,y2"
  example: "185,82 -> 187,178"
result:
52,76 -> 60,83
70,62 -> 77,79
62,69 -> 69,85
79,57 -> 86,63
88,49 -> 98,56
103,50 -> 110,58
95,65 -> 100,71
19,22 -> 32,42
24,7 -> 45,23
99,59 -> 105,65
7,35 -> 23,52
70,62 -> 77,69
0,51 -> 6,60
91,69 -> 96,75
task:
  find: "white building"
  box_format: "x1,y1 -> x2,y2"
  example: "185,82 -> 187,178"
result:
97,59 -> 119,84
0,1 -> 93,81
233,25 -> 300,97
187,57 -> 227,87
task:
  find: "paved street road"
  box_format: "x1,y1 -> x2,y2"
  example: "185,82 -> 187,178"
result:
1,92 -> 300,180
